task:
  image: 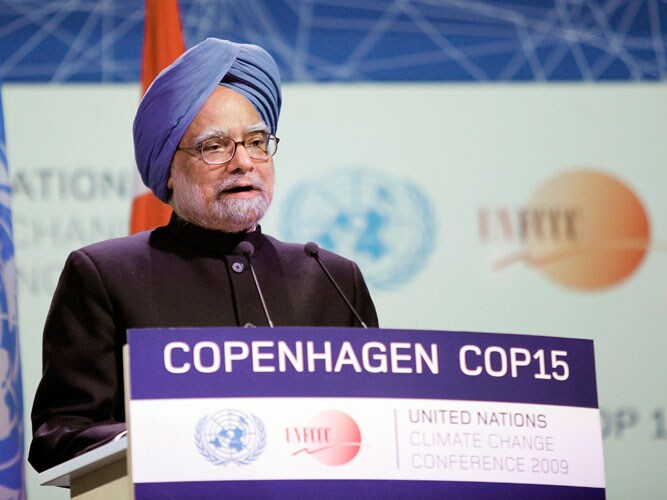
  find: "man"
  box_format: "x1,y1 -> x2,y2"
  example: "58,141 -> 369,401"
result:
28,38 -> 377,472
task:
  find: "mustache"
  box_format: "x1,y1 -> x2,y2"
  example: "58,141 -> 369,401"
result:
216,174 -> 265,193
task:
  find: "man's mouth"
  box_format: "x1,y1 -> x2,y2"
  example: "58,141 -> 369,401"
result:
223,185 -> 255,194
217,182 -> 263,199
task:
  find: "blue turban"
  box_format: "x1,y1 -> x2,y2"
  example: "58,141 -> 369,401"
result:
133,38 -> 282,202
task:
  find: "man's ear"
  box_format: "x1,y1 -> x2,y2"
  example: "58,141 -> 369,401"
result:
167,169 -> 174,189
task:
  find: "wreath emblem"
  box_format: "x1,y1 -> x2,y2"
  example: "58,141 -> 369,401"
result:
195,409 -> 266,466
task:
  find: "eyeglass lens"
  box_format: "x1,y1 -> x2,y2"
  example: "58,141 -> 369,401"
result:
200,133 -> 277,164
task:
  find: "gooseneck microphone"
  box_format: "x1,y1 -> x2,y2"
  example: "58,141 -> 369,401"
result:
237,241 -> 274,328
304,242 -> 368,329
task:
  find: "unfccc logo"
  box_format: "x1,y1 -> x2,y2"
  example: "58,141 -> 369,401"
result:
286,410 -> 362,466
480,169 -> 655,291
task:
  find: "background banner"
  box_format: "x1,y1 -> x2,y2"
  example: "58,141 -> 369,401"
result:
0,83 -> 25,499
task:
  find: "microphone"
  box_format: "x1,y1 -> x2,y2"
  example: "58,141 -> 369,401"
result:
304,242 -> 368,329
236,241 -> 274,328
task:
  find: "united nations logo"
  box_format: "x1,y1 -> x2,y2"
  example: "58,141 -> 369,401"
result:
280,167 -> 436,289
0,135 -> 24,497
195,409 -> 266,466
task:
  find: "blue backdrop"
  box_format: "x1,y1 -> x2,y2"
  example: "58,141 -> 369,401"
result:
0,0 -> 665,83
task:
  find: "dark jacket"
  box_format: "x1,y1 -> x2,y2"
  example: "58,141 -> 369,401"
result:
29,216 -> 377,472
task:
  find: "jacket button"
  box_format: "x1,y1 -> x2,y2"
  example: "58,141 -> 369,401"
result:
231,262 -> 244,273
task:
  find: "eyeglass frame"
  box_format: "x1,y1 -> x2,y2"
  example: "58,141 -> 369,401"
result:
176,133 -> 280,166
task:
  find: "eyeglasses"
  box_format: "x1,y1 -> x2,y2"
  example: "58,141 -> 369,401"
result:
177,132 -> 280,166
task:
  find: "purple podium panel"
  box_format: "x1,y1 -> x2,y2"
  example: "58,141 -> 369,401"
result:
126,327 -> 605,499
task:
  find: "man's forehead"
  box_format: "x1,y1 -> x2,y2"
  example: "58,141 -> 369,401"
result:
190,122 -> 269,143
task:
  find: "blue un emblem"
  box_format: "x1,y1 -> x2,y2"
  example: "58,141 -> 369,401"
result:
280,167 -> 436,289
0,109 -> 24,497
195,409 -> 266,466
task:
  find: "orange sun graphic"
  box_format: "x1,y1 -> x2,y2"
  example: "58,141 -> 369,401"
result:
498,169 -> 651,290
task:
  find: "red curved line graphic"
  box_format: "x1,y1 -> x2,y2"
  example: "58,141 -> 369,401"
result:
493,238 -> 653,271
291,442 -> 363,456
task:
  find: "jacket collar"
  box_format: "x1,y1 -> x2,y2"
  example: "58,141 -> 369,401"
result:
163,213 -> 265,256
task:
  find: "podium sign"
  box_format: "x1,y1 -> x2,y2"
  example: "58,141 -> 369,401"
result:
126,327 -> 605,499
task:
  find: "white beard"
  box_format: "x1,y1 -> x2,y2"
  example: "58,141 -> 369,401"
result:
171,173 -> 271,232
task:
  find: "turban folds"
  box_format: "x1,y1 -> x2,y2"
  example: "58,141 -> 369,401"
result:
133,38 -> 282,203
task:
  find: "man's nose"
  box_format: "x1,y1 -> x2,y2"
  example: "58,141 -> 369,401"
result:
227,142 -> 256,173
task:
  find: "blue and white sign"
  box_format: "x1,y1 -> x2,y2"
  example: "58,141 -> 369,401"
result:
280,168 -> 435,289
127,327 -> 605,499
0,85 -> 24,499
194,409 -> 266,466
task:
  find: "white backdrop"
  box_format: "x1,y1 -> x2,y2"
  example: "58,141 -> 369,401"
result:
5,82 -> 666,498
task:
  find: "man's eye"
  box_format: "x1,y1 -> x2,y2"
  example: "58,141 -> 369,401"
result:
246,134 -> 267,148
202,140 -> 225,152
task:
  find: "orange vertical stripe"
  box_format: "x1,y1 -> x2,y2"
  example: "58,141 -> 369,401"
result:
140,0 -> 186,95
130,0 -> 185,234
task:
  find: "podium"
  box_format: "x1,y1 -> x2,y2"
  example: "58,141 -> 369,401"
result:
38,439 -> 128,499
40,327 -> 606,499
